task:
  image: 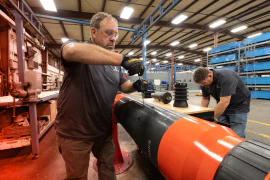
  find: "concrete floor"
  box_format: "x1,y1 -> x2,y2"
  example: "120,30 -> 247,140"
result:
0,91 -> 269,180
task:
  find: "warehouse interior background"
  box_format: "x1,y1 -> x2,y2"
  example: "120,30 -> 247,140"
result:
0,0 -> 270,179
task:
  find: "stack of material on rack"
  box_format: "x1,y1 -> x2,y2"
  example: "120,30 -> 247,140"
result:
211,42 -> 240,54
242,31 -> 270,100
209,41 -> 241,72
210,54 -> 238,64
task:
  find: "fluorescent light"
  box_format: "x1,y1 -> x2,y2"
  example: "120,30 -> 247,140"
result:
156,63 -> 160,65
163,60 -> 168,63
178,55 -> 184,59
40,0 -> 57,12
152,58 -> 157,62
170,41 -> 180,46
203,47 -> 212,52
61,38 -> 69,43
146,61 -> 149,64
151,51 -> 157,55
178,63 -> 183,65
144,40 -> 150,46
209,19 -> 226,28
216,66 -> 223,68
194,59 -> 201,62
231,25 -> 247,33
247,32 -> 262,38
139,58 -> 143,60
189,44 -> 198,48
128,52 -> 134,55
166,53 -> 172,56
171,14 -> 188,24
120,7 -> 134,19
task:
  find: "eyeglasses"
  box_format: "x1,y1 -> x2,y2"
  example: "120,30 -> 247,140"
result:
98,29 -> 119,40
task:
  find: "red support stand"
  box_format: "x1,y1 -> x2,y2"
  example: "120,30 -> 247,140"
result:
93,109 -> 133,174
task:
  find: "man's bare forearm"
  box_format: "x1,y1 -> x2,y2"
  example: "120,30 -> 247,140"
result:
119,81 -> 136,93
62,42 -> 123,65
201,97 -> 210,107
214,101 -> 229,120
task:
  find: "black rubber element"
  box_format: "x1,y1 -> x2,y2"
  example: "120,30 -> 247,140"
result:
173,83 -> 188,107
114,97 -> 186,168
214,140 -> 270,180
151,92 -> 172,104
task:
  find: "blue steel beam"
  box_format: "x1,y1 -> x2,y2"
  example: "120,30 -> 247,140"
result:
35,14 -> 136,32
130,0 -> 182,44
142,33 -> 148,80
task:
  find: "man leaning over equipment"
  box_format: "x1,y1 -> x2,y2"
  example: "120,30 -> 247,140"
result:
193,67 -> 251,138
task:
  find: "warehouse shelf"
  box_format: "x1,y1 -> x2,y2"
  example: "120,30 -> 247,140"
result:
206,31 -> 270,100
239,70 -> 270,75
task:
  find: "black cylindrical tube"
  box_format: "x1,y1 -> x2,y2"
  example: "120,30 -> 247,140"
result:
151,92 -> 172,104
214,140 -> 270,180
114,97 -> 185,168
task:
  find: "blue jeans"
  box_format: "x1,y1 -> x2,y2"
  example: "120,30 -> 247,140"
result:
218,113 -> 248,138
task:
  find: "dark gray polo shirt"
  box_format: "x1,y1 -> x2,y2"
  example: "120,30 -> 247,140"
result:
55,39 -> 127,141
202,69 -> 250,114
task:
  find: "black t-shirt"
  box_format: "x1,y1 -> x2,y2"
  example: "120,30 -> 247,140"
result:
55,39 -> 127,141
202,69 -> 250,114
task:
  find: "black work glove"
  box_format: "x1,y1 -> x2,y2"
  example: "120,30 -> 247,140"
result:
121,56 -> 145,76
133,79 -> 148,92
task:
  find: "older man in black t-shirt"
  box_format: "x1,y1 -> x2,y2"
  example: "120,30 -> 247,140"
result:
55,12 -> 147,180
193,67 -> 250,138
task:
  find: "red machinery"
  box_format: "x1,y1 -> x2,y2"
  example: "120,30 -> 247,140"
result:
113,94 -> 270,180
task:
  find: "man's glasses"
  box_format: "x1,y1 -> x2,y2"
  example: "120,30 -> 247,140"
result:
98,29 -> 119,40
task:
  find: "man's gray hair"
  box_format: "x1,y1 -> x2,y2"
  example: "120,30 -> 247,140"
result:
193,67 -> 210,83
90,12 -> 118,29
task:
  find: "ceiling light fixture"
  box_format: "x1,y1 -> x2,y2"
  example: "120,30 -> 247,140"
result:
171,14 -> 188,24
209,19 -> 226,28
247,32 -> 262,38
178,63 -> 183,65
151,51 -> 157,55
189,44 -> 198,48
144,40 -> 150,46
40,0 -> 57,12
120,7 -> 134,19
231,25 -> 247,33
194,59 -> 201,62
128,52 -> 134,55
166,53 -> 172,56
170,41 -> 180,46
203,47 -> 212,52
178,55 -> 184,59
61,38 -> 69,43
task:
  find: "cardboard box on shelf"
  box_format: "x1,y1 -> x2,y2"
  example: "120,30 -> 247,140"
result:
36,99 -> 57,122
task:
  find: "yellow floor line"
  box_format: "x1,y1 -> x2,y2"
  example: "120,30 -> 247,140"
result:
248,120 -> 270,127
246,130 -> 270,139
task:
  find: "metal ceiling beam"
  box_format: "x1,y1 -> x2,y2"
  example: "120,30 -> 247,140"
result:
102,0 -> 106,11
59,21 -> 69,38
78,0 -> 84,41
147,0 -> 218,48
31,6 -> 214,32
130,0 -> 182,44
47,43 -> 205,55
35,14 -> 136,32
118,0 -> 155,45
